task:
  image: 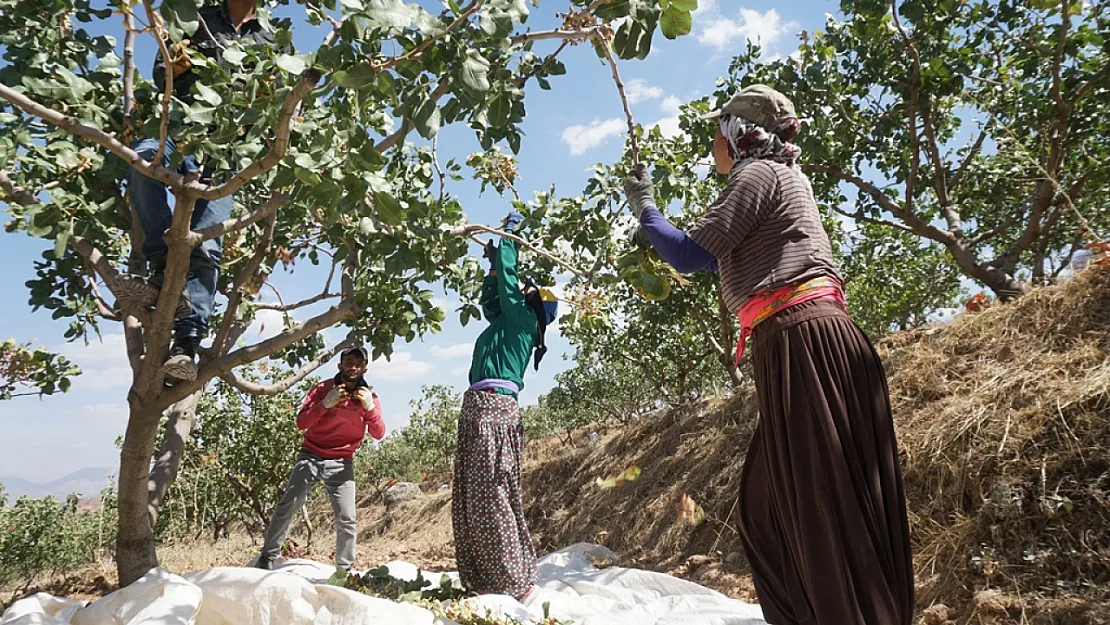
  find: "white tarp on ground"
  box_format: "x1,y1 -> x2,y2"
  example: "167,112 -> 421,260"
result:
1,544 -> 766,625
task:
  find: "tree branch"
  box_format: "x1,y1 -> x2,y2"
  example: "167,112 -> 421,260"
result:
211,214 -> 277,356
191,193 -> 288,244
595,34 -> 639,166
220,338 -> 353,396
511,28 -> 596,44
141,0 -> 174,165
373,82 -> 451,153
450,223 -> 587,277
950,125 -> 988,192
371,2 -> 481,72
122,6 -> 137,130
162,298 -> 359,406
255,259 -> 339,312
0,83 -> 190,190
0,170 -> 40,206
514,40 -> 569,88
832,205 -> 919,236
197,71 -> 321,201
891,0 -> 921,215
803,163 -> 951,243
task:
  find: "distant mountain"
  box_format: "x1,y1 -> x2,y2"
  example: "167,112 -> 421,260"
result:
0,466 -> 115,501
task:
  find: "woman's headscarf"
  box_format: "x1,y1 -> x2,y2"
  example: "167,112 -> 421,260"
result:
718,112 -> 802,171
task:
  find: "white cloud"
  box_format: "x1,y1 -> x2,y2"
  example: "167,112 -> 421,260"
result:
368,352 -> 433,381
432,296 -> 460,312
55,332 -> 127,363
697,8 -> 798,52
450,365 -> 470,377
561,119 -> 626,156
247,309 -> 290,342
659,95 -> 684,116
53,333 -> 132,390
429,343 -> 473,359
652,116 -> 683,138
625,78 -> 664,104
694,0 -> 717,15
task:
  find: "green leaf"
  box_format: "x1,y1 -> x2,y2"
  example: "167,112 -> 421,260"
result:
340,0 -> 363,10
595,0 -> 632,20
334,63 -> 377,90
53,222 -> 72,260
194,82 -> 222,106
222,46 -> 247,66
376,191 -> 404,225
660,6 -> 692,39
57,69 -> 94,99
161,0 -> 200,38
488,90 -> 512,127
413,98 -> 441,139
184,102 -> 219,125
459,51 -> 491,94
670,0 -> 697,10
612,18 -> 656,60
275,54 -> 307,75
366,0 -> 414,29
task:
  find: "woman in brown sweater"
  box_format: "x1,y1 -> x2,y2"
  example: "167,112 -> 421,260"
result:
625,84 -> 914,625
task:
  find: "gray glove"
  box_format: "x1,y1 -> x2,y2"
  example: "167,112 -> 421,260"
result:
628,226 -> 652,250
623,164 -> 655,219
322,385 -> 347,409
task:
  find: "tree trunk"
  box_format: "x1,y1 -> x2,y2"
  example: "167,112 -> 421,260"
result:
116,397 -> 165,586
148,390 -> 202,525
944,239 -> 1027,301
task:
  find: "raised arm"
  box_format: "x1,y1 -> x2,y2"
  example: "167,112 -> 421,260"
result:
638,207 -> 719,274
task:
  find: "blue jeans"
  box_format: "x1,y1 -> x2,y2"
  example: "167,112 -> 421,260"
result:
128,137 -> 232,338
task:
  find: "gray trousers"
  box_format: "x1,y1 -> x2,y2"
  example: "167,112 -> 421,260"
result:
260,448 -> 357,569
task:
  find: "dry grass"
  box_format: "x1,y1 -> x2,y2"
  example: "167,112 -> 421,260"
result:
884,268 -> 1110,623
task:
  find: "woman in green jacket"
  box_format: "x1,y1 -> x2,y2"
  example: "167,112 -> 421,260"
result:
452,212 -> 557,600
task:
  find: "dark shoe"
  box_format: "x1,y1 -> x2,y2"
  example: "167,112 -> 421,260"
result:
163,335 -> 198,382
254,555 -> 273,571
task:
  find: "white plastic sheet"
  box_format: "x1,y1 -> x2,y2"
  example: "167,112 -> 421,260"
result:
1,544 -> 766,625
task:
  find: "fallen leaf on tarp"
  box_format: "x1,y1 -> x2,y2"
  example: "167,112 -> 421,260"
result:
678,493 -> 706,527
596,465 -> 641,489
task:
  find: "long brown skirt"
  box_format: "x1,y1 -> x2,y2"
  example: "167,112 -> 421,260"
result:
451,390 -> 537,598
740,300 -> 914,625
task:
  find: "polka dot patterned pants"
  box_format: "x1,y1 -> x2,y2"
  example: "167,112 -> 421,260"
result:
451,390 -> 537,599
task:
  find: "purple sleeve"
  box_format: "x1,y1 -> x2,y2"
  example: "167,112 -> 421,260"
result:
639,207 -> 719,274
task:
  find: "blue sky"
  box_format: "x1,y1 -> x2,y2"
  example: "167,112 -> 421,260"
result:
0,0 -> 840,482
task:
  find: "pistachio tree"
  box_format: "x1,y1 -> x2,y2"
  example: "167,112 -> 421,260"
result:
0,339 -> 81,400
726,0 -> 1109,299
0,0 -> 693,585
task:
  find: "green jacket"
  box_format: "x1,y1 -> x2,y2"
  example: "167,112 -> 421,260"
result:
468,239 -> 538,395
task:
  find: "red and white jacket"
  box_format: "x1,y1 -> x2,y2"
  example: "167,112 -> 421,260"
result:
296,375 -> 385,460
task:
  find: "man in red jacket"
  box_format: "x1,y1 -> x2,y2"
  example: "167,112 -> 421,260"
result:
254,346 -> 385,571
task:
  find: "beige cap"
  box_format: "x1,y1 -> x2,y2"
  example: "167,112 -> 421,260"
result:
702,84 -> 797,130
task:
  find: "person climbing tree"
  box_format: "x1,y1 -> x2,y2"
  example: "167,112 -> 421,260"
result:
623,85 -> 914,625
452,212 -> 558,601
254,346 -> 384,572
113,0 -> 278,383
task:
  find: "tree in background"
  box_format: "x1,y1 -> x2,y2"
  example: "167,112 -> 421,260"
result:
725,0 -> 1109,299
157,364 -> 309,541
0,339 -> 80,400
0,0 -> 696,584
